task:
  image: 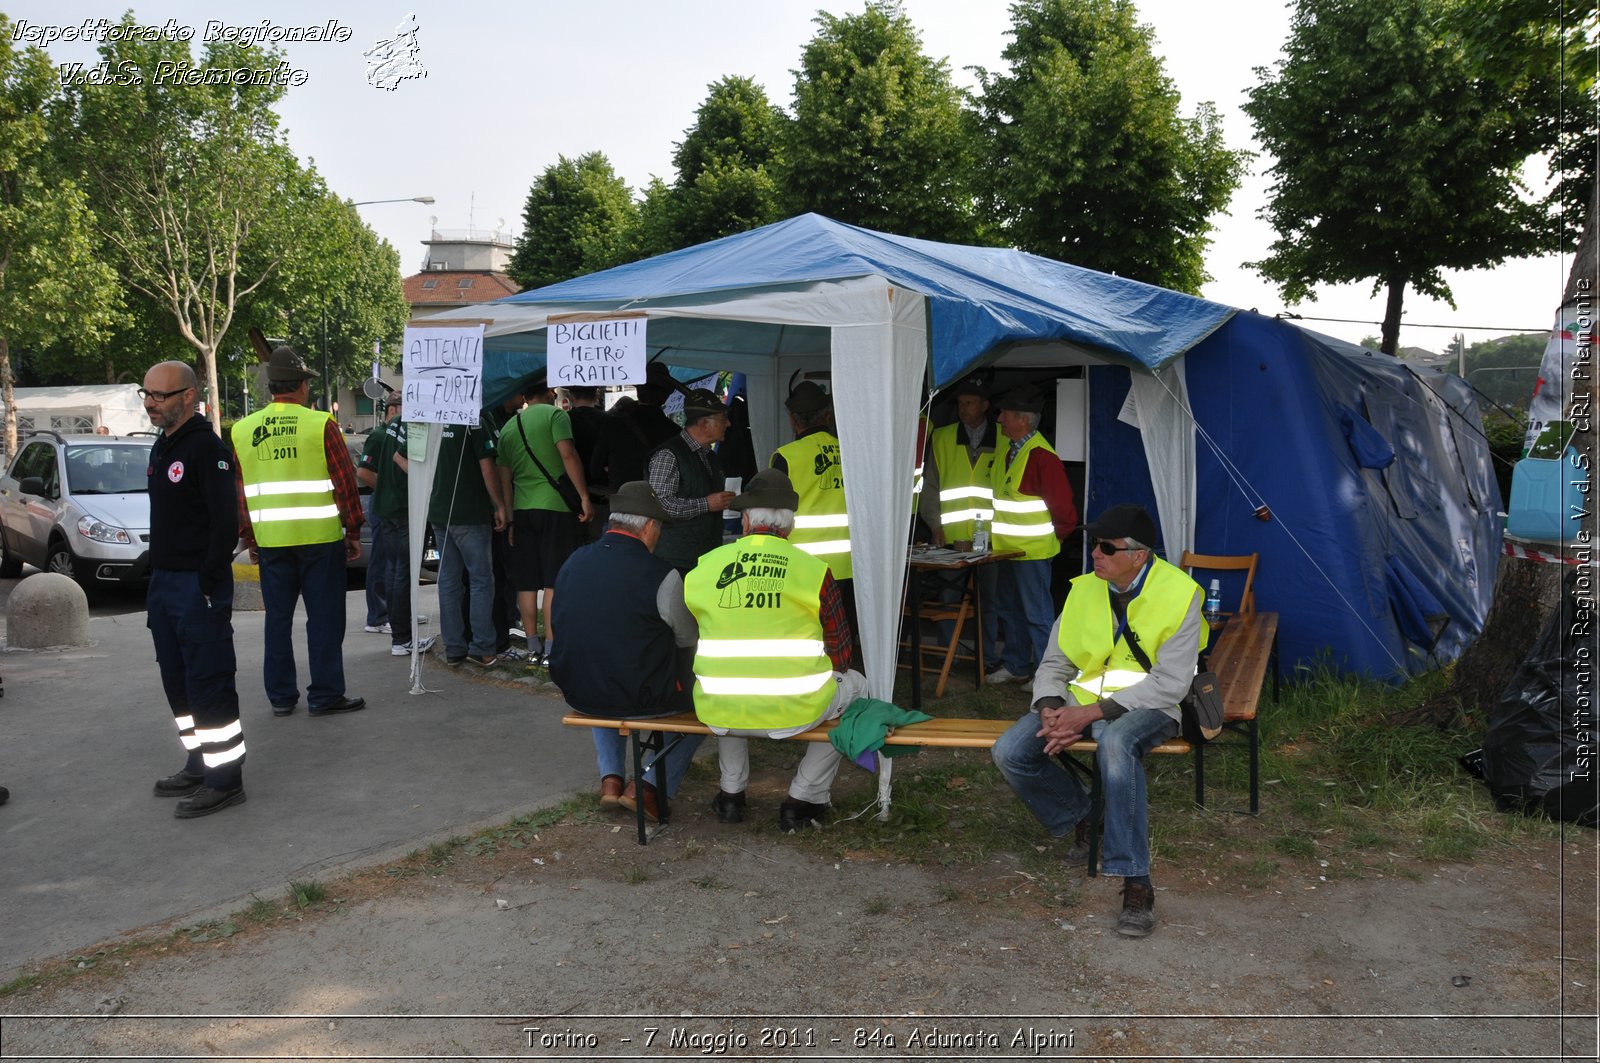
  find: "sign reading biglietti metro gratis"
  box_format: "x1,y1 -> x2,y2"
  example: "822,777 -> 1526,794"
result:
546,313 -> 648,386
403,324 -> 485,426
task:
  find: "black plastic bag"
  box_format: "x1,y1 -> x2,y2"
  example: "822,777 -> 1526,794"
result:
1479,569 -> 1598,827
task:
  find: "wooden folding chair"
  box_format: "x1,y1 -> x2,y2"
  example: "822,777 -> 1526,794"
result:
1180,550 -> 1259,618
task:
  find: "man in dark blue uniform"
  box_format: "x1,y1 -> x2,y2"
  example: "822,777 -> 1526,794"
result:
142,360 -> 247,818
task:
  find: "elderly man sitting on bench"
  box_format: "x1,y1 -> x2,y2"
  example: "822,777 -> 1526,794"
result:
991,503 -> 1206,939
549,481 -> 703,822
683,468 -> 869,833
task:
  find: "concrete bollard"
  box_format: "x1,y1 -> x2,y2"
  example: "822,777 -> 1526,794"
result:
6,573 -> 90,648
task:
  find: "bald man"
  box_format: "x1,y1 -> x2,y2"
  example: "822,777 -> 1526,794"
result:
142,360 -> 246,818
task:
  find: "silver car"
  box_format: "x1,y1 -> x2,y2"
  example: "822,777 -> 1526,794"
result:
0,432 -> 155,588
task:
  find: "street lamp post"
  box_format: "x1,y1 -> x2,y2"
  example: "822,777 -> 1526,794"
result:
351,196 -> 435,207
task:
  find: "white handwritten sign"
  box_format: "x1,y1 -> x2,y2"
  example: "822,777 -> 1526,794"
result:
403,324 -> 484,425
547,314 -> 647,386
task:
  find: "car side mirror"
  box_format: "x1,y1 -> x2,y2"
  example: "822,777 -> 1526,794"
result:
18,475 -> 53,499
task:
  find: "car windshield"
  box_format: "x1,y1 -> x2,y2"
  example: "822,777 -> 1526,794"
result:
65,444 -> 150,494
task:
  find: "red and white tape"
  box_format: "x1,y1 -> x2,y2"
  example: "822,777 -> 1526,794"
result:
1502,538 -> 1592,566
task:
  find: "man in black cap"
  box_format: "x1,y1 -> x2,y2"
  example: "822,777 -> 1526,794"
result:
646,388 -> 737,574
991,503 -> 1205,938
550,481 -> 704,822
590,361 -> 681,493
985,384 -> 1077,686
230,346 -> 366,717
682,468 -> 868,832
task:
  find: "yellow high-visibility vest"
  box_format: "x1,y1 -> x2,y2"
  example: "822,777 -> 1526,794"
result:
231,403 -> 342,547
990,432 -> 1059,561
930,422 -> 996,542
685,534 -> 833,732
773,430 -> 851,580
1057,557 -> 1206,705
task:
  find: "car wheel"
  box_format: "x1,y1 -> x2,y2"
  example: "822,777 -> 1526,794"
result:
46,537 -> 76,580
0,527 -> 22,578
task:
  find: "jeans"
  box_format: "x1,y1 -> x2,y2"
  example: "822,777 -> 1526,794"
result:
379,516 -> 415,647
437,523 -> 495,657
995,557 -> 1055,676
592,729 -> 704,797
991,707 -> 1179,878
363,496 -> 387,627
256,539 -> 348,710
931,563 -> 999,668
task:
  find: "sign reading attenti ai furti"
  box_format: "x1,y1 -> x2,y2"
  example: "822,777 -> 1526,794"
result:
402,323 -> 485,425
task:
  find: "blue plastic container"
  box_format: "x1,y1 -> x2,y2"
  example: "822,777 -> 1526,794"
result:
1505,447 -> 1588,545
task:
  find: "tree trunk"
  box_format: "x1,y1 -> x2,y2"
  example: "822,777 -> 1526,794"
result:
1380,275 -> 1405,355
1409,180 -> 1598,726
0,335 -> 15,463
201,347 -> 223,436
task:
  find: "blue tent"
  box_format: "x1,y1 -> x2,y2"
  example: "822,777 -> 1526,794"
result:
421,214 -> 1500,691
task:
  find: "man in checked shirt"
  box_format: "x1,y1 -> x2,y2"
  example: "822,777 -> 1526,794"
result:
230,347 -> 367,717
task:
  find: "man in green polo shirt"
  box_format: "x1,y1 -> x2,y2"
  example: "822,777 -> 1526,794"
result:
431,420 -> 509,667
496,383 -> 593,668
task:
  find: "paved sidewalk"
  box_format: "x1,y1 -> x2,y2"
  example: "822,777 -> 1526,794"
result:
0,586 -> 591,976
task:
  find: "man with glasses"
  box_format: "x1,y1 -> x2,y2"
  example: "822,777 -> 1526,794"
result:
141,361 -> 246,817
985,385 -> 1077,686
991,504 -> 1206,938
230,347 -> 366,717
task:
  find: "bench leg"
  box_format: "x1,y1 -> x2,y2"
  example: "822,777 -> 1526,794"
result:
1248,717 -> 1260,815
628,729 -> 651,845
1055,752 -> 1102,878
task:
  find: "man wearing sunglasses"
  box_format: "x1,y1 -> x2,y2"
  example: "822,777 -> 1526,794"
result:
991,503 -> 1206,938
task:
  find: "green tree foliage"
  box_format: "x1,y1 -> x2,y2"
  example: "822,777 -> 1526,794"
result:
975,0 -> 1247,292
662,76 -> 788,251
0,16 -> 120,456
245,187 -> 410,414
508,153 -> 639,290
54,19 -> 317,432
1463,331 -> 1547,412
1244,0 -> 1567,355
784,0 -> 982,243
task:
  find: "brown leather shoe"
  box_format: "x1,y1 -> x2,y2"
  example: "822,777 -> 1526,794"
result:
1116,880 -> 1157,938
599,775 -> 625,808
618,780 -> 662,823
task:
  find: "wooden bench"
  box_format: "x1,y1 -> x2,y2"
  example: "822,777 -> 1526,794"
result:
563,611 -> 1278,871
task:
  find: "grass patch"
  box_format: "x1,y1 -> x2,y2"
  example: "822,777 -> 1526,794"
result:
863,895 -> 893,916
623,866 -> 652,885
244,895 -> 276,923
289,880 -> 326,909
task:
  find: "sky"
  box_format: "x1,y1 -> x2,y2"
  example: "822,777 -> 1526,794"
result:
13,0 -> 1578,353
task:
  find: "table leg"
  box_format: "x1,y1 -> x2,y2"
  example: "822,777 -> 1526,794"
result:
908,566 -> 923,712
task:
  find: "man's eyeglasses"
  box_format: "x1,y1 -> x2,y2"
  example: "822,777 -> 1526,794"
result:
1092,539 -> 1142,555
137,386 -> 192,401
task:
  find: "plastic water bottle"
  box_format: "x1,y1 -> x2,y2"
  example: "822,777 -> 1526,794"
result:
1204,578 -> 1222,623
971,518 -> 990,554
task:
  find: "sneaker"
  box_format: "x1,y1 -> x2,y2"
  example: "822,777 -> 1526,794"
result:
1116,881 -> 1157,938
509,625 -> 527,642
466,654 -> 498,667
391,635 -> 437,656
445,655 -> 467,667
364,623 -> 391,634
525,651 -> 549,672
495,647 -> 526,663
984,666 -> 1027,685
